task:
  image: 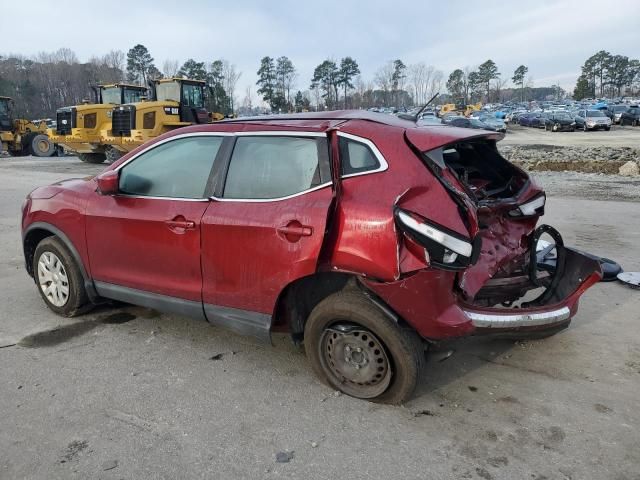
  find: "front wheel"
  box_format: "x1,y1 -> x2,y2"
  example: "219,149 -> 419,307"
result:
304,291 -> 425,404
33,236 -> 89,317
605,126 -> 610,131
583,124 -> 588,132
30,134 -> 55,157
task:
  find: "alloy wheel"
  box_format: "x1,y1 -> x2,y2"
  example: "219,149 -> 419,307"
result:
37,251 -> 70,307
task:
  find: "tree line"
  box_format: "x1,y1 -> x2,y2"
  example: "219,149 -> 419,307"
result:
573,51 -> 640,100
3,46 -> 640,120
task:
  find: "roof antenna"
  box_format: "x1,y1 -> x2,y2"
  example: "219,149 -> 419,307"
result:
397,92 -> 439,123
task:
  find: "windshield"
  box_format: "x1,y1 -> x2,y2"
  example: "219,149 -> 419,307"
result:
124,88 -> 145,104
0,99 -> 8,115
554,113 -> 572,120
182,83 -> 204,107
155,81 -> 181,102
586,110 -> 606,117
101,87 -> 121,104
613,106 -> 627,112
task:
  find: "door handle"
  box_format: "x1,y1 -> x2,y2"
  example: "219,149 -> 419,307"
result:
277,225 -> 313,236
277,221 -> 313,242
165,219 -> 195,230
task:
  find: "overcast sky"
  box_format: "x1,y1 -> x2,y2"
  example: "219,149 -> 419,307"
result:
4,0 -> 639,104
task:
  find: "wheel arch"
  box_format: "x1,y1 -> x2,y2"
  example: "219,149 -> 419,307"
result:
272,271 -> 402,344
23,222 -> 98,300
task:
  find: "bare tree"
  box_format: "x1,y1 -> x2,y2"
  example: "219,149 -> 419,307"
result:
162,59 -> 180,78
222,60 -> 241,113
374,61 -> 394,106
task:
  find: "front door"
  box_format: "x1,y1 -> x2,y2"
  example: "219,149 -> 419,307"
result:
200,134 -> 334,338
86,134 -> 224,305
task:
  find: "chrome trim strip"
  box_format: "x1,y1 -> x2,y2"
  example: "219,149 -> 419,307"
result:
465,306 -> 571,328
211,182 -> 332,203
336,131 -> 389,179
115,194 -> 210,202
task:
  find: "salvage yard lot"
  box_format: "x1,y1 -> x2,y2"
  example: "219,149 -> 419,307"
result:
1,156 -> 639,479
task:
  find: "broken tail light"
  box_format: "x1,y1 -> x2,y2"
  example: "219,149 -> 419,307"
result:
394,208 -> 481,271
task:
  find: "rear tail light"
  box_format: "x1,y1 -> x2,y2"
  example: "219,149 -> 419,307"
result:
395,208 -> 480,271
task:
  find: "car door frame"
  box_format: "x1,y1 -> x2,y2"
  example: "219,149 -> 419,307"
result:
201,130 -> 335,342
87,132 -> 232,319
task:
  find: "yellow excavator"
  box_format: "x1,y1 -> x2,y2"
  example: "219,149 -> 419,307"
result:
100,77 -> 224,160
0,96 -> 56,157
48,83 -> 148,163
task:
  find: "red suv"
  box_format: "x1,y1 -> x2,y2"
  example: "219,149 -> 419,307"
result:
21,111 -> 601,403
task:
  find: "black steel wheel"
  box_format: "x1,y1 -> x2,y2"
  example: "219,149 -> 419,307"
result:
304,291 -> 425,404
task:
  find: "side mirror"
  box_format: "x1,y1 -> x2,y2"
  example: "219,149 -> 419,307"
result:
96,170 -> 119,195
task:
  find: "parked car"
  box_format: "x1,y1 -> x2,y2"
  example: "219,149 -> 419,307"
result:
417,115 -> 443,126
520,113 -> 546,128
619,106 -> 640,126
606,105 -> 630,124
543,112 -> 576,132
21,111 -> 601,403
575,109 -> 611,131
478,115 -> 507,133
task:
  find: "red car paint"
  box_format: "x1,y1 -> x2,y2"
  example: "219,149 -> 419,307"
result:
22,111 -> 600,341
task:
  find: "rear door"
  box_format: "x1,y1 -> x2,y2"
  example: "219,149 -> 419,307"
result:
200,133 -> 333,339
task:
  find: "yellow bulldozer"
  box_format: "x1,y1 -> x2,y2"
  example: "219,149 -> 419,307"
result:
438,102 -> 482,118
0,96 -> 56,157
99,77 -> 224,160
48,83 -> 148,163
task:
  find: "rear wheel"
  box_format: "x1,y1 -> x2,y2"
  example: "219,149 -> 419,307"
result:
33,236 -> 89,317
78,152 -> 106,164
304,291 -> 425,404
30,134 -> 55,157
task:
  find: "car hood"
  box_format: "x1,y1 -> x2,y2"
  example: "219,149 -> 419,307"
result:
28,176 -> 95,199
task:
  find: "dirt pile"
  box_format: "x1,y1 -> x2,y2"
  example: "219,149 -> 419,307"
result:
499,144 -> 640,175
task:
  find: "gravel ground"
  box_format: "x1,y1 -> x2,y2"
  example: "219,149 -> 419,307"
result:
0,155 -> 639,479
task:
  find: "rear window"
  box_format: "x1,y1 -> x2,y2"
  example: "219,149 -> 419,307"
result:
223,136 -> 325,199
339,137 -> 381,176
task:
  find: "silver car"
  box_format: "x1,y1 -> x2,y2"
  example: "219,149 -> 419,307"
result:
576,109 -> 611,131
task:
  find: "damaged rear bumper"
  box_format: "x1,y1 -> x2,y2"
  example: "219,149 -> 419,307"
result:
464,306 -> 570,328
362,247 -> 602,340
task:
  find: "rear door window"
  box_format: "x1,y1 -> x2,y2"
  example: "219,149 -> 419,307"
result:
222,136 -> 328,199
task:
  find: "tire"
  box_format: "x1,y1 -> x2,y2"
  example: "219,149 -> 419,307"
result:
21,132 -> 37,155
304,290 -> 425,404
544,124 -> 548,131
78,152 -> 106,164
105,147 -> 123,163
32,236 -> 89,317
30,134 -> 55,157
583,124 -> 588,132
605,127 -> 610,131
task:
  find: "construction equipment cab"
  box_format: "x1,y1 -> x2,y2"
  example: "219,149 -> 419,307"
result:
48,84 -> 147,164
103,78 -> 217,157
0,96 -> 56,157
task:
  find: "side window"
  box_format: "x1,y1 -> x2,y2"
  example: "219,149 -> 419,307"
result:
339,136 -> 381,176
119,136 -> 222,199
223,136 -> 324,199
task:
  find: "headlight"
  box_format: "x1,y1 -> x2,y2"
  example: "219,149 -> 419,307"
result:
571,122 -> 576,126
394,208 -> 479,270
509,193 -> 546,217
